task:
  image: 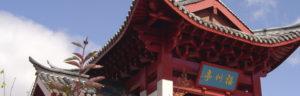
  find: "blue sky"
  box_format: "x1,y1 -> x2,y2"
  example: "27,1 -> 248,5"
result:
0,0 -> 299,96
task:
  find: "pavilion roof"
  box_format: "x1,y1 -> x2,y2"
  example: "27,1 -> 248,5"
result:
88,0 -> 300,65
29,57 -> 96,95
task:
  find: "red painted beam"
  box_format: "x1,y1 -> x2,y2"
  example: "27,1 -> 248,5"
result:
125,69 -> 144,91
174,86 -> 226,96
149,12 -> 174,23
126,62 -> 159,92
173,77 -> 253,96
238,74 -> 252,85
172,57 -> 199,72
140,68 -> 147,91
146,79 -> 158,95
147,61 -> 158,76
233,90 -> 253,96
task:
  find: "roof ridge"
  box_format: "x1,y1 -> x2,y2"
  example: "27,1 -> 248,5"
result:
253,23 -> 300,32
218,0 -> 252,33
29,56 -> 89,78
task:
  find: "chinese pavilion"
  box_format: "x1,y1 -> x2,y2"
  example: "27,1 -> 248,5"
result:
30,0 -> 300,96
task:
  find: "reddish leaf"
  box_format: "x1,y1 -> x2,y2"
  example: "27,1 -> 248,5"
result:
64,56 -> 80,62
73,52 -> 83,60
83,64 -> 103,71
65,61 -> 80,67
93,65 -> 103,69
72,42 -> 83,48
72,56 -> 81,61
64,57 -> 74,61
89,76 -> 105,82
83,37 -> 88,45
83,51 -> 97,63
85,81 -> 104,90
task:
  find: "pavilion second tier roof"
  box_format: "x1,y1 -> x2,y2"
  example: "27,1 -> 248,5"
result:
88,0 -> 300,69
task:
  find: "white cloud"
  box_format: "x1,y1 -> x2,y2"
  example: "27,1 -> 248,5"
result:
245,0 -> 277,19
246,0 -> 276,6
286,48 -> 300,66
292,17 -> 300,24
0,10 -> 101,96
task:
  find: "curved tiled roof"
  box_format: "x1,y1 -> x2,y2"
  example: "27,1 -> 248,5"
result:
88,0 -> 300,65
167,0 -> 300,45
29,57 -> 97,95
87,0 -> 137,65
30,57 -> 89,79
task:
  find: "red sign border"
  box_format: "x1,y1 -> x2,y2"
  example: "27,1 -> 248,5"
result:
195,61 -> 241,92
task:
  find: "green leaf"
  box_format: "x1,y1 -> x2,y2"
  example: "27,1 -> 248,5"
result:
62,85 -> 71,95
1,82 -> 5,88
65,61 -> 80,67
72,42 -> 83,48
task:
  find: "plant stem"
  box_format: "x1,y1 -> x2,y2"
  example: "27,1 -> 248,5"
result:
77,42 -> 86,95
82,42 -> 86,65
77,71 -> 82,95
3,71 -> 5,96
10,77 -> 16,96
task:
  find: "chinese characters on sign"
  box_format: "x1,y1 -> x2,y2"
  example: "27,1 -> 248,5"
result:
197,64 -> 239,91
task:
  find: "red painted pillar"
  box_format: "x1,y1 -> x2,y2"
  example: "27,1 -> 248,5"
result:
140,68 -> 147,91
252,74 -> 262,96
157,33 -> 173,81
157,53 -> 173,80
153,29 -> 174,96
